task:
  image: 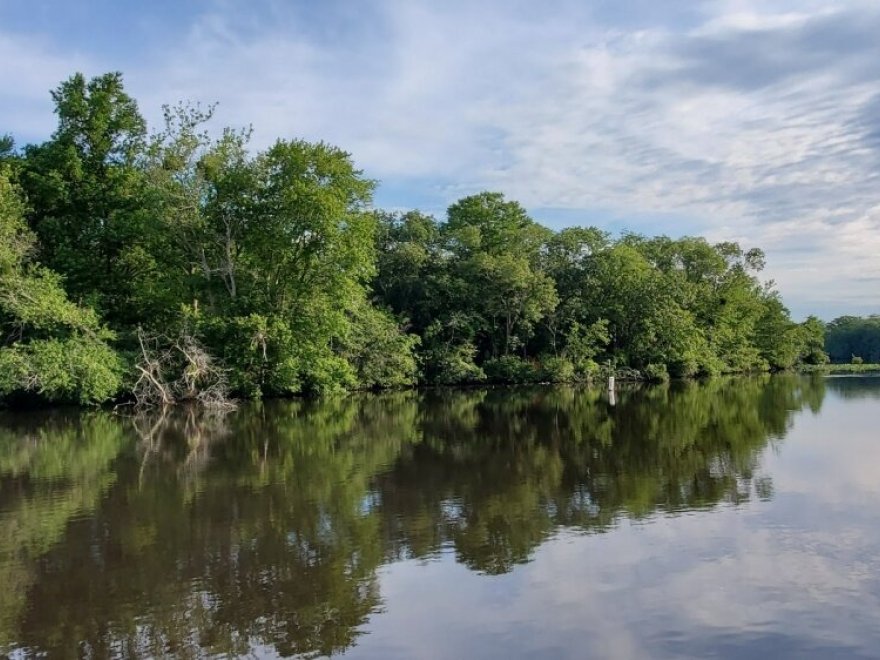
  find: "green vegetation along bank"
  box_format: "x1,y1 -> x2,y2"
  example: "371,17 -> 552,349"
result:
0,72 -> 845,405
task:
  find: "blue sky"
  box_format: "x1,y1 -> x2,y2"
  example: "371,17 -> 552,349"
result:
2,0 -> 880,319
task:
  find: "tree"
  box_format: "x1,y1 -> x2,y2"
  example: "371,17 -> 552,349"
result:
798,316 -> 828,365
0,135 -> 15,165
468,252 -> 558,356
0,166 -> 122,403
825,316 -> 880,363
754,293 -> 803,370
372,210 -> 441,328
1,71 -> 821,401
337,300 -> 420,389
20,72 -> 149,325
540,227 -> 610,356
445,192 -> 549,261
441,193 -> 557,358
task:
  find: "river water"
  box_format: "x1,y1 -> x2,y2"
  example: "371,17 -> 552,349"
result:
1,375 -> 879,658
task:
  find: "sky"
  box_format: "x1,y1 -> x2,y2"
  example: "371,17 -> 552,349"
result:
2,0 -> 879,319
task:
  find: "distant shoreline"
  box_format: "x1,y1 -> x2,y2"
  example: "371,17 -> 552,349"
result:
798,364 -> 880,375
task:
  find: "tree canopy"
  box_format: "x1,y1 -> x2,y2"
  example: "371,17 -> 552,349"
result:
0,71 -> 830,405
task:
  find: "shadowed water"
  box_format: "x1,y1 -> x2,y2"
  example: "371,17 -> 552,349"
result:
1,375 -> 879,658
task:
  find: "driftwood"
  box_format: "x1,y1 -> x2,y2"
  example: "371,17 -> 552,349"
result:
133,327 -> 235,409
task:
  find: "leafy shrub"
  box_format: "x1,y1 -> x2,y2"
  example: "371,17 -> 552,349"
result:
540,356 -> 576,383
196,312 -> 363,397
669,357 -> 699,379
301,354 -> 358,395
423,342 -> 486,385
644,363 -> 670,383
0,337 -> 123,404
852,355 -> 865,365
484,356 -> 541,384
197,314 -> 300,397
339,303 -> 420,389
0,167 -> 124,405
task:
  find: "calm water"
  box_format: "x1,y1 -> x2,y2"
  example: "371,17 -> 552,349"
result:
1,375 -> 879,659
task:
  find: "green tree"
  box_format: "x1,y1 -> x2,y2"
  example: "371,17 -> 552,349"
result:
825,316 -> 880,363
0,167 -> 122,404
372,209 -> 441,327
2,71 -> 820,400
441,192 -> 557,358
797,316 -> 827,364
754,293 -> 810,370
20,72 -> 149,325
540,227 -> 610,357
338,299 -> 420,389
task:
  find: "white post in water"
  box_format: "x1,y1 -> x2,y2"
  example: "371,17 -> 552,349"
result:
608,376 -> 616,406
607,376 -> 615,391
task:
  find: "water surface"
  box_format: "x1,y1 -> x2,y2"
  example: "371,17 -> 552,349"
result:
2,375 -> 879,658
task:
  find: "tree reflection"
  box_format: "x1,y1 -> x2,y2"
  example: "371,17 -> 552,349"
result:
0,376 -> 828,657
379,375 -> 825,573
0,412 -> 126,651
823,375 -> 880,400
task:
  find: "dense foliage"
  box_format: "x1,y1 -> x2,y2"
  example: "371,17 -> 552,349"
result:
0,72 -> 828,405
0,165 -> 123,403
824,316 -> 880,364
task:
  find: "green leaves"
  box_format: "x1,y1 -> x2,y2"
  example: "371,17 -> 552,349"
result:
0,337 -> 123,404
21,73 -> 149,323
2,71 -> 818,403
0,167 -> 123,403
131,113 -> 392,396
337,301 -> 420,389
373,196 -> 814,383
825,315 -> 880,364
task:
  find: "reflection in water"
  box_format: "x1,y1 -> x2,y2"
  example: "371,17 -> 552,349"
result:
0,374 -> 857,658
0,412 -> 126,652
823,374 -> 880,400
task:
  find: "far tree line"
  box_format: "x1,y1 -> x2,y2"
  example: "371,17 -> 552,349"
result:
824,316 -> 880,364
0,71 -> 864,406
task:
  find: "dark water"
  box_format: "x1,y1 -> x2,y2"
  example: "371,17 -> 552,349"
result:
1,375 -> 879,659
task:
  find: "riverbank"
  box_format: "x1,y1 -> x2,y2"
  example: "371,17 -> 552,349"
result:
798,363 -> 880,374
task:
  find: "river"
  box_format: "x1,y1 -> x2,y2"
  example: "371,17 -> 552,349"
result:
1,375 -> 879,658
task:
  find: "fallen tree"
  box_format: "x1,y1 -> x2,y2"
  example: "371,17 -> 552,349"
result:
132,327 -> 235,408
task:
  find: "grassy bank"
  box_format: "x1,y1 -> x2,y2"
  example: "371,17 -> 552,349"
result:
798,363 -> 880,375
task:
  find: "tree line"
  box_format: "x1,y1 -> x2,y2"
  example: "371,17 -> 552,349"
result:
0,72 -> 829,405
824,316 -> 880,364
